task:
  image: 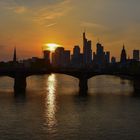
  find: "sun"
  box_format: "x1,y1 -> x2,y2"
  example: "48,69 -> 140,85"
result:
43,43 -> 60,52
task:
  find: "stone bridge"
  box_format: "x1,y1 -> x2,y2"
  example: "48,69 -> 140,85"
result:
0,67 -> 139,95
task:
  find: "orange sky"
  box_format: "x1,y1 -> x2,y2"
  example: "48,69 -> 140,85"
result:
0,0 -> 140,61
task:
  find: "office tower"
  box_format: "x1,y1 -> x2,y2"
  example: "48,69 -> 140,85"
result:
111,57 -> 116,64
52,52 -> 56,66
73,45 -> 80,57
96,42 -> 104,55
52,47 -> 70,67
52,47 -> 64,67
43,50 -> 50,64
93,52 -> 96,61
105,51 -> 110,63
120,45 -> 127,63
71,46 -> 83,67
83,32 -> 92,65
93,42 -> 106,66
63,50 -> 70,66
133,50 -> 139,61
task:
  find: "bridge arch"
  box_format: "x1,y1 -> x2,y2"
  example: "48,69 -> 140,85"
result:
26,75 -> 48,91
0,69 -> 138,96
26,74 -> 79,94
0,76 -> 14,92
88,74 -> 132,80
88,75 -> 133,95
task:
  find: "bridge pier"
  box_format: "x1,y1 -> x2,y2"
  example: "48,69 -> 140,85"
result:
133,79 -> 140,94
79,76 -> 88,95
14,75 -> 27,94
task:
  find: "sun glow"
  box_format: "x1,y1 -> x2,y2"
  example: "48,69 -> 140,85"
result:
44,43 -> 60,52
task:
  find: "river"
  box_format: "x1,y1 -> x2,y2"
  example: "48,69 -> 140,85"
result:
0,74 -> 140,140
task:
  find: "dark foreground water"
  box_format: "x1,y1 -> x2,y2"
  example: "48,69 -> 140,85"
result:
0,74 -> 140,140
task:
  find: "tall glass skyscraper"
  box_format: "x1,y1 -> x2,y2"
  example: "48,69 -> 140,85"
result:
83,32 -> 92,65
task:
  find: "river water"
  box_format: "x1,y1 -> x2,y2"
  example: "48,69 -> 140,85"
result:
0,74 -> 140,140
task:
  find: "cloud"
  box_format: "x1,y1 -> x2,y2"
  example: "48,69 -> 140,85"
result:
32,0 -> 72,25
0,0 -> 27,14
81,21 -> 105,29
46,23 -> 57,28
13,6 -> 27,13
0,0 -> 73,27
7,6 -> 27,14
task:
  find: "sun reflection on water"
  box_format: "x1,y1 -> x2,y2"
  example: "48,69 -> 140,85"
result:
45,74 -> 57,130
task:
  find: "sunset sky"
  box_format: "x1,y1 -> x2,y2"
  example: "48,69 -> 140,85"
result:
0,0 -> 140,61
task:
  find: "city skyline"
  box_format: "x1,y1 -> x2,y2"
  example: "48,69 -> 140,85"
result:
0,0 -> 140,60
1,31 -> 140,63
1,32 -> 140,65
1,1 -> 140,140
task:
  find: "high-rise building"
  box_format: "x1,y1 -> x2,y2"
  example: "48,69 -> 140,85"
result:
63,50 -> 70,66
105,51 -> 110,63
111,57 -> 116,64
52,52 -> 56,66
73,45 -> 80,57
120,45 -> 127,63
52,47 -> 64,67
83,32 -> 92,65
93,43 -> 106,67
96,42 -> 104,55
93,52 -> 96,61
71,46 -> 83,67
43,50 -> 50,64
52,47 -> 70,67
133,50 -> 139,61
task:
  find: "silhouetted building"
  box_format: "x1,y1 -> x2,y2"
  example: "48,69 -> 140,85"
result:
12,47 -> 19,68
31,57 -> 38,62
13,47 -> 17,62
71,45 -> 83,67
52,47 -> 64,67
52,47 -> 70,67
63,50 -> 70,66
21,57 -> 47,68
93,43 -> 106,67
111,57 -> 116,64
73,45 -> 80,56
22,59 -> 32,68
83,32 -> 92,65
43,50 -> 50,64
120,45 -> 127,64
105,51 -> 110,63
31,57 -> 46,68
93,52 -> 96,61
133,50 -> 139,61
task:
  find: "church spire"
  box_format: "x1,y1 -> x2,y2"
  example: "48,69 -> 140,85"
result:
123,44 -> 125,50
120,44 -> 127,63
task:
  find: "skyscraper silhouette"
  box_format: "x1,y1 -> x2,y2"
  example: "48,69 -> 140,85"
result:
71,46 -> 83,67
120,45 -> 127,64
52,47 -> 70,67
83,32 -> 92,65
93,42 -> 106,67
133,50 -> 139,61
43,50 -> 50,64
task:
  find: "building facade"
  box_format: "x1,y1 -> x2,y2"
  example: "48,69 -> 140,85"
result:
52,47 -> 70,67
133,50 -> 139,61
120,45 -> 127,64
83,32 -> 92,65
71,45 -> 83,67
